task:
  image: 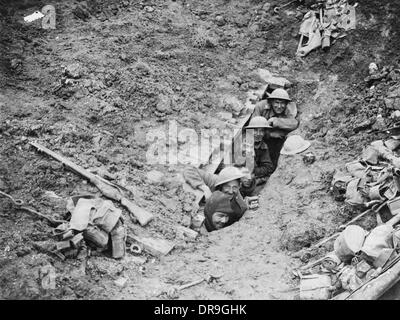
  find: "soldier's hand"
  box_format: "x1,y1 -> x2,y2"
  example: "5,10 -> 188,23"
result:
199,184 -> 212,200
266,117 -> 277,127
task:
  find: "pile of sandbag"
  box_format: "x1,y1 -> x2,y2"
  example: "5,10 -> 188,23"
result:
297,138 -> 400,299
53,194 -> 126,259
331,140 -> 400,212
299,221 -> 400,300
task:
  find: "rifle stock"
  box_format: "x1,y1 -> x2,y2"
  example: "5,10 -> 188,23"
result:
30,141 -> 154,226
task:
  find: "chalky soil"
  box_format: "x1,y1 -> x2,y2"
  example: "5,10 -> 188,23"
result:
1,0 -> 400,300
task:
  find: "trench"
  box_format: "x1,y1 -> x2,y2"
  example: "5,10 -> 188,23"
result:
1,0 -> 400,300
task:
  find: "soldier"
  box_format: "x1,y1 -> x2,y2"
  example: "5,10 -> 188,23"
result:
252,88 -> 299,172
240,116 -> 275,197
183,166 -> 248,231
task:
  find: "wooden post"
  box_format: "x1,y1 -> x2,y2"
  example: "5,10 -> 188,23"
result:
345,259 -> 400,300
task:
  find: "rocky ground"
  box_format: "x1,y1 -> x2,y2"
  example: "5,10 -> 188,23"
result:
1,0 -> 400,300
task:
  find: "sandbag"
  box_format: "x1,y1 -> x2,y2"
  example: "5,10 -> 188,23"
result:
361,146 -> 380,165
361,225 -> 394,265
331,172 -> 353,201
69,198 -> 121,233
90,200 -> 121,233
345,161 -> 367,179
70,198 -> 98,231
334,225 -> 366,262
345,178 -> 368,206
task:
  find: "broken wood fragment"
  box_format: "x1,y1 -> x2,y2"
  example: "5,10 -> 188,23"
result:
70,233 -> 84,248
56,240 -> 71,251
127,235 -> 174,256
176,225 -> 198,239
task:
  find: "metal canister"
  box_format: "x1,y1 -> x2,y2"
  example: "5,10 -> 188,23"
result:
110,221 -> 126,259
191,214 -> 205,231
246,196 -> 259,210
303,152 -> 316,165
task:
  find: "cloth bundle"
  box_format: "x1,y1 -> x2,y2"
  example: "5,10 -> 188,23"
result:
54,195 -> 126,259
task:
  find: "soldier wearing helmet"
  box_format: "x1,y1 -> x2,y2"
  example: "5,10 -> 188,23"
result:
240,116 -> 275,196
251,88 -> 299,172
183,166 -> 248,231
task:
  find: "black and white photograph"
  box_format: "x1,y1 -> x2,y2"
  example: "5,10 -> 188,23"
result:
1,0 -> 400,306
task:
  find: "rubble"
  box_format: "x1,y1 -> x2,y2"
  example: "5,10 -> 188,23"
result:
146,170 -> 165,185
299,274 -> 333,300
296,137 -> 400,299
30,142 -> 154,226
64,64 -> 83,79
296,0 -> 357,57
250,69 -> 292,89
127,235 -> 175,257
114,277 -> 128,288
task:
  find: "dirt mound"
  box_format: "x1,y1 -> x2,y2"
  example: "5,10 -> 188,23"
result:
280,219 -> 326,252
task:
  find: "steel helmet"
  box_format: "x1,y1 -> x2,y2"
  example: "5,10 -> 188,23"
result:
267,88 -> 291,101
280,135 -> 311,155
215,166 -> 245,187
245,116 -> 272,129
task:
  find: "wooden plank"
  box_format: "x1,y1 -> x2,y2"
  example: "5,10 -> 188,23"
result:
128,235 -> 174,257
203,113 -> 253,175
201,90 -> 259,175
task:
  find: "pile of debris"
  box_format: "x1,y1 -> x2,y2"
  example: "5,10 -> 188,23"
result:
52,195 -> 126,260
295,138 -> 400,299
332,139 -> 400,211
296,216 -> 400,300
296,0 -> 356,57
1,141 -> 178,262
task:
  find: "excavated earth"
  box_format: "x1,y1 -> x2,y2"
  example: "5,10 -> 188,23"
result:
1,0 -> 400,299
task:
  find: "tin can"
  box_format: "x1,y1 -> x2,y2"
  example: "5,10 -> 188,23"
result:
246,196 -> 259,210
191,214 -> 205,231
110,221 -> 126,259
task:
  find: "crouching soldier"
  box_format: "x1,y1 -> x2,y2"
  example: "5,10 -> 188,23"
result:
183,165 -> 247,201
252,88 -> 299,173
240,116 -> 275,197
183,166 -> 248,231
204,189 -> 248,231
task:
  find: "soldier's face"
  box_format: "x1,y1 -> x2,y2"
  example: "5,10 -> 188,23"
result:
212,211 -> 229,229
221,180 -> 240,195
254,128 -> 264,142
271,99 -> 287,115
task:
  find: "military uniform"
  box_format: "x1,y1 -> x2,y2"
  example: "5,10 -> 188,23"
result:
204,190 -> 248,232
183,166 -> 251,198
240,140 -> 274,197
252,100 -> 299,171
182,166 -> 248,232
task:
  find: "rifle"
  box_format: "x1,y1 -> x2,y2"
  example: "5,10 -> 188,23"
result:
30,142 -> 154,226
377,124 -> 400,135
